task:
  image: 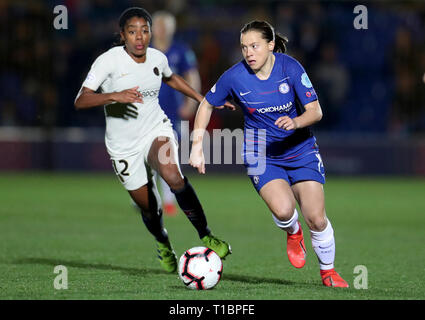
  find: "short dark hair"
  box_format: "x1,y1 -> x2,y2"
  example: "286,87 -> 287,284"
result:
118,7 -> 152,31
240,20 -> 288,53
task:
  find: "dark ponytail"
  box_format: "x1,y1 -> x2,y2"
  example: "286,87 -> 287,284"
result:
274,33 -> 289,53
240,20 -> 288,53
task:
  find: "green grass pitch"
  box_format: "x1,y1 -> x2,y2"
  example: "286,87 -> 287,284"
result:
0,172 -> 424,300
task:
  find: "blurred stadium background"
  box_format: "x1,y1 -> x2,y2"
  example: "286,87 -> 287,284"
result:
0,0 -> 424,175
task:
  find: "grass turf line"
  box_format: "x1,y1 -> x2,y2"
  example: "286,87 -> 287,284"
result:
0,172 -> 424,299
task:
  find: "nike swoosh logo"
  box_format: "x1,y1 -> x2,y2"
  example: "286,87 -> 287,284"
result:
120,73 -> 130,78
277,76 -> 290,82
240,91 -> 251,96
319,244 -> 333,249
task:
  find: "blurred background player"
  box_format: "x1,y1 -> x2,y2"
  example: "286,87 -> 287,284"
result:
152,11 -> 201,216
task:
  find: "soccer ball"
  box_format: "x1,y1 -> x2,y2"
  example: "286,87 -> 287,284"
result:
178,246 -> 223,290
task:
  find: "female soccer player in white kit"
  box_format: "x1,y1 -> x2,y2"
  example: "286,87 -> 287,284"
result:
74,7 -> 231,273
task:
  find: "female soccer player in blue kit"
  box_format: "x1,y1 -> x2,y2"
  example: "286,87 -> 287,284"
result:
190,20 -> 348,287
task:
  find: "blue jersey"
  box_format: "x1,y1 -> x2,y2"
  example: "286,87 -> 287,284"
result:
156,41 -> 197,123
206,53 -> 318,160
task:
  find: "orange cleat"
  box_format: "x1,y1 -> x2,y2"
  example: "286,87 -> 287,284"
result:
164,203 -> 177,216
320,269 -> 349,288
286,222 -> 306,268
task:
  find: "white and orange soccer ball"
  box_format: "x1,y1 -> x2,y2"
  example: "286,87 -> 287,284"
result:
178,246 -> 223,290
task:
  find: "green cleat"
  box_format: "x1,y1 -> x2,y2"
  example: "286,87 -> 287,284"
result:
156,240 -> 177,273
201,233 -> 232,259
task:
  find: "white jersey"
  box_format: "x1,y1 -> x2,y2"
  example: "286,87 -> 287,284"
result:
80,46 -> 173,157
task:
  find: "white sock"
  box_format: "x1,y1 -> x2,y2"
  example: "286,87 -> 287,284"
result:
310,218 -> 335,270
272,209 -> 300,234
159,176 -> 175,204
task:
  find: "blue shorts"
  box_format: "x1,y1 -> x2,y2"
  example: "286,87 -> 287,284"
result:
246,149 -> 326,193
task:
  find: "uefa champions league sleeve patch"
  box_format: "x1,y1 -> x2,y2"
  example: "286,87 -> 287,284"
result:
301,73 -> 313,88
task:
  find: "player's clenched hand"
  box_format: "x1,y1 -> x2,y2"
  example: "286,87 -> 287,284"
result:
111,86 -> 143,104
189,147 -> 206,174
215,101 -> 236,111
275,116 -> 298,131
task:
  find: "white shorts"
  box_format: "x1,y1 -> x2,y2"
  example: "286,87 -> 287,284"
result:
110,119 -> 181,191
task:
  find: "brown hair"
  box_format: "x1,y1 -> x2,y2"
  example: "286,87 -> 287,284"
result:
240,20 -> 288,53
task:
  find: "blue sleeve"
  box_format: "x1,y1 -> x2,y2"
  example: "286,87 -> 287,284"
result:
287,57 -> 318,106
205,72 -> 232,107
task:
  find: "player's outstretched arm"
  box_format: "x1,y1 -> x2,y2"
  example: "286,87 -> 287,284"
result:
74,87 -> 143,109
189,98 -> 215,174
163,73 -> 204,105
164,74 -> 236,113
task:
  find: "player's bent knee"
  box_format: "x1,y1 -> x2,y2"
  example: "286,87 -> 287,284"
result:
273,206 -> 296,222
307,216 -> 328,232
161,168 -> 184,190
272,207 -> 298,229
